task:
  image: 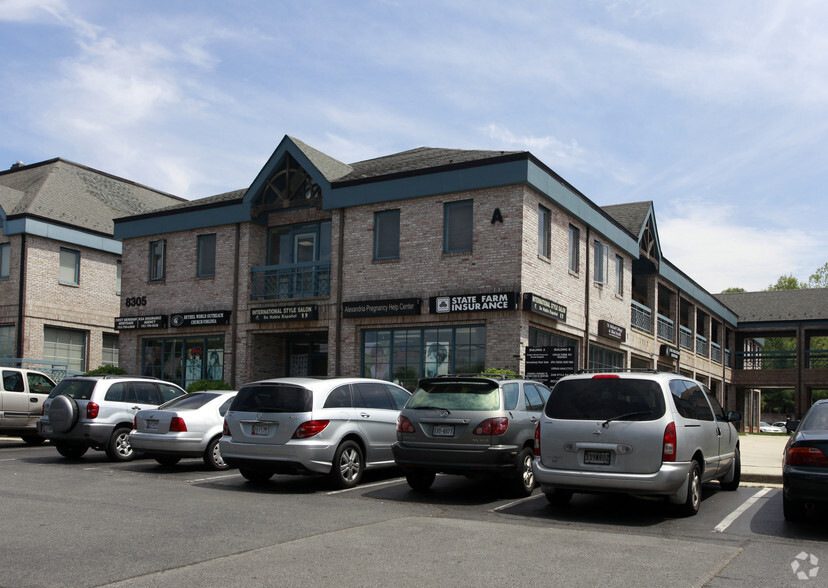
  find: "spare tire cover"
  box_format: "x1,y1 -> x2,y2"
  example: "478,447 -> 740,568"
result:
49,395 -> 79,434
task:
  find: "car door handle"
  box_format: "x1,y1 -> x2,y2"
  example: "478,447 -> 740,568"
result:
30,397 -> 38,403
360,413 -> 370,418
132,405 -> 143,411
530,417 -> 538,423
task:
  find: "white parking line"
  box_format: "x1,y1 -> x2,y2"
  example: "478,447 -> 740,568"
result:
326,477 -> 406,495
713,487 -> 773,533
188,473 -> 242,484
491,493 -> 544,512
0,458 -> 16,462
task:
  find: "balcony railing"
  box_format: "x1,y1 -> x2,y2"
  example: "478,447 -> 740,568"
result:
679,326 -> 693,350
807,349 -> 828,369
725,348 -> 732,367
736,350 -> 796,370
250,263 -> 331,300
657,314 -> 674,342
631,300 -> 652,333
711,342 -> 722,364
696,334 -> 708,357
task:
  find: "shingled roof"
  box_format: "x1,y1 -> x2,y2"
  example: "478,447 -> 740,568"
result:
0,159 -> 185,235
715,289 -> 828,323
602,201 -> 653,236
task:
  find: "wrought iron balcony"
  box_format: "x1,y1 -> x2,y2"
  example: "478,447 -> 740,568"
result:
696,334 -> 708,357
250,263 -> 331,300
657,314 -> 674,343
631,300 -> 652,333
679,326 -> 693,350
711,342 -> 722,364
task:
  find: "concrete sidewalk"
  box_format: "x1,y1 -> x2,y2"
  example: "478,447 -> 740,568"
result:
740,433 -> 787,486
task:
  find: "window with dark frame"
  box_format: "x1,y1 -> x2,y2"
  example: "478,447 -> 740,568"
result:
538,205 -> 550,258
568,225 -> 580,273
615,254 -> 624,295
374,210 -> 400,260
0,243 -> 9,278
197,234 -> 217,277
59,247 -> 80,284
593,240 -> 608,284
444,200 -> 473,253
149,240 -> 165,281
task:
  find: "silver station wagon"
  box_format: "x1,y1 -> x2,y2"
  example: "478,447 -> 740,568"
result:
220,377 -> 411,488
533,371 -> 741,516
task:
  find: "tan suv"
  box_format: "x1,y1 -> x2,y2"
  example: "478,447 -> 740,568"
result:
0,368 -> 56,444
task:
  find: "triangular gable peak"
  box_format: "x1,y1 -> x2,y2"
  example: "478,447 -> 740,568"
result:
602,201 -> 662,270
245,136 -> 352,218
639,211 -> 661,269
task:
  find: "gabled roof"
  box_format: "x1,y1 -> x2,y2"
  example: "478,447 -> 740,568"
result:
602,201 -> 652,235
715,289 -> 828,324
0,159 -> 184,236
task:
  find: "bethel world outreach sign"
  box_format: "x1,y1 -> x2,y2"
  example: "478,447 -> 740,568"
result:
429,292 -> 519,314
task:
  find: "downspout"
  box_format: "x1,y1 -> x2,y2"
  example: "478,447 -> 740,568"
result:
230,223 -> 240,388
583,227 -> 590,371
334,209 -> 345,375
16,234 -> 26,360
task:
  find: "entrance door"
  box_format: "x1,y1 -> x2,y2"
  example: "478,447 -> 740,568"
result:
288,334 -> 328,377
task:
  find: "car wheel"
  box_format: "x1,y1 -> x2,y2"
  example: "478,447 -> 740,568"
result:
154,456 -> 181,466
105,426 -> 135,462
719,447 -> 741,491
405,468 -> 436,491
678,460 -> 702,517
509,447 -> 536,497
329,440 -> 364,489
240,468 -> 273,483
203,437 -> 229,471
783,493 -> 806,522
49,395 -> 79,434
545,489 -> 573,506
21,434 -> 46,445
55,442 -> 88,459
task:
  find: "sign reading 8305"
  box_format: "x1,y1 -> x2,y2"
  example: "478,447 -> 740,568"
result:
124,296 -> 147,307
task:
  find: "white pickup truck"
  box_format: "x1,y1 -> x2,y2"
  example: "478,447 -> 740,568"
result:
0,368 -> 56,444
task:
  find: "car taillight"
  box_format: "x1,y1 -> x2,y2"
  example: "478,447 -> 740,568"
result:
474,417 -> 508,436
397,415 -> 415,433
292,420 -> 329,439
222,419 -> 230,436
534,422 -> 541,457
169,417 -> 187,432
87,402 -> 99,419
786,445 -> 828,467
662,422 -> 676,462
133,416 -> 137,429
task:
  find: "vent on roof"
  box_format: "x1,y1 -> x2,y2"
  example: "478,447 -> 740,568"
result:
10,161 -> 25,169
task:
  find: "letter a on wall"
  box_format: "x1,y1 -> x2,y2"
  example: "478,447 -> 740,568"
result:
491,208 -> 504,224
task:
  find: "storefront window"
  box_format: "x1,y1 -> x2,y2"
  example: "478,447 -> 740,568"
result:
529,328 -> 578,349
588,344 -> 624,370
142,336 -> 225,388
362,326 -> 486,390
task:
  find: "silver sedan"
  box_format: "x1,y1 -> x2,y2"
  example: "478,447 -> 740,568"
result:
130,391 -> 237,470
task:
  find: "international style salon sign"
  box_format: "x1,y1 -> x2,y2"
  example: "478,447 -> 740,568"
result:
430,292 -> 519,314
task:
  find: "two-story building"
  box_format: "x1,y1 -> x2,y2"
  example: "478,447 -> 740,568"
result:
0,159 -> 184,375
113,136 -> 738,411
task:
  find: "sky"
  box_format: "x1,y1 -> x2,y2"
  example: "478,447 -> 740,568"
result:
1,0 -> 826,294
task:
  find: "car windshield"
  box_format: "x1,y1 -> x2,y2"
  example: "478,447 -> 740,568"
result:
800,405 -> 828,431
48,379 -> 97,401
158,392 -> 220,411
407,381 -> 500,411
545,378 -> 665,421
231,384 -> 313,413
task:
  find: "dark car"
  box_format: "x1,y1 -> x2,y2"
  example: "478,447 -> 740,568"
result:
782,399 -> 828,521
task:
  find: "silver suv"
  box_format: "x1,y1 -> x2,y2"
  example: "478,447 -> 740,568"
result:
38,375 -> 186,461
533,371 -> 741,516
0,368 -> 56,444
392,375 -> 551,496
220,377 -> 411,488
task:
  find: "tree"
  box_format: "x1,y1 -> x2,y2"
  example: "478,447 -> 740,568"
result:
767,274 -> 805,291
808,262 -> 828,288
721,287 -> 745,293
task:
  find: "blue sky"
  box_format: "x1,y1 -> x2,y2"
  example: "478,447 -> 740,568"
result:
2,0 -> 826,293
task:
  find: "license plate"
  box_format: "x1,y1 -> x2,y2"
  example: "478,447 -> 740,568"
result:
584,450 -> 611,465
433,424 -> 455,437
251,423 -> 269,436
146,420 -> 159,431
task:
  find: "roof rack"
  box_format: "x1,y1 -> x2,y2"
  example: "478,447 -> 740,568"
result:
431,373 -> 526,380
574,368 -> 667,375
79,374 -> 161,380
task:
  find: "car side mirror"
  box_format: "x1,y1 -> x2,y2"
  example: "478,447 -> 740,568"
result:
785,420 -> 800,434
726,411 -> 741,423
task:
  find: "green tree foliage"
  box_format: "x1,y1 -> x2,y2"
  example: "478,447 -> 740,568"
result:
185,379 -> 234,393
720,287 -> 745,293
84,365 -> 128,376
808,262 -> 828,288
767,274 -> 805,290
762,389 -> 795,415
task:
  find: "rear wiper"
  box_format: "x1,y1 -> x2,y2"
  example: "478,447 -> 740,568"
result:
601,411 -> 652,428
412,406 -> 451,414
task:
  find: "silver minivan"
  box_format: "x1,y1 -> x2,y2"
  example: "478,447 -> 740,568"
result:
220,377 -> 411,488
533,371 -> 741,516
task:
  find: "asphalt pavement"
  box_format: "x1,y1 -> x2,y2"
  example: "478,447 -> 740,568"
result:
740,433 -> 788,486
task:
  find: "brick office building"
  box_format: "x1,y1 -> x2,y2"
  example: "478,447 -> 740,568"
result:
113,135 -> 738,410
0,159 -> 184,375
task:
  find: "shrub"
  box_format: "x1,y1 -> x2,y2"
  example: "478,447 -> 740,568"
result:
84,365 -> 128,376
186,379 -> 233,393
479,368 -> 518,378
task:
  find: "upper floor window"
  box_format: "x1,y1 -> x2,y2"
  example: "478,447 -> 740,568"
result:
116,260 -> 122,294
59,248 -> 80,285
149,240 -> 165,281
615,254 -> 624,296
593,240 -> 609,285
267,221 -> 331,266
374,210 -> 400,260
444,200 -> 473,253
0,243 -> 9,278
197,234 -> 216,277
568,225 -> 580,273
538,205 -> 550,258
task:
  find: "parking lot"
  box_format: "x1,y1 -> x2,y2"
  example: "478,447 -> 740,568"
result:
1,438 -> 825,587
